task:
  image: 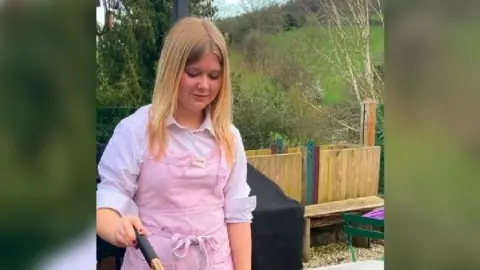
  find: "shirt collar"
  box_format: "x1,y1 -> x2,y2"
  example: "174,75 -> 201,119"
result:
166,110 -> 214,135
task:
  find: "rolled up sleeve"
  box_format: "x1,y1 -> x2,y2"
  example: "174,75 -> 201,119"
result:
96,120 -> 141,217
224,126 -> 257,223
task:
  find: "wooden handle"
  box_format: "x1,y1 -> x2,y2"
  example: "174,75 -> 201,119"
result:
134,228 -> 165,270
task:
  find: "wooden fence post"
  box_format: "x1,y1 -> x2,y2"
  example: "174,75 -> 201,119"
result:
360,99 -> 377,146
276,138 -> 284,153
305,140 -> 315,205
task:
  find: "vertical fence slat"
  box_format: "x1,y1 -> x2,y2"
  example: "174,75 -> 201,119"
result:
312,145 -> 320,204
305,140 -> 314,205
301,146 -> 308,205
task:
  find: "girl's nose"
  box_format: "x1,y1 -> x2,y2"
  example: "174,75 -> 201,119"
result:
198,75 -> 209,90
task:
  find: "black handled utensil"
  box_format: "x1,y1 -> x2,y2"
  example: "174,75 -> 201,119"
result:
134,228 -> 165,270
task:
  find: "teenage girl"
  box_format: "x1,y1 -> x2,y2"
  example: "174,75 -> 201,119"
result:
96,17 -> 256,270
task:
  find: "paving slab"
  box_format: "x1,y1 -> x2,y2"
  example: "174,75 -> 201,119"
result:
306,260 -> 383,270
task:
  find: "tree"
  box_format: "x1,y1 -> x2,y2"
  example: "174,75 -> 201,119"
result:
294,0 -> 384,137
96,0 -> 218,107
302,0 -> 384,103
191,0 -> 218,20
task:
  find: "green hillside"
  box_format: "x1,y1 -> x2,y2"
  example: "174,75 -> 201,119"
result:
228,22 -> 384,104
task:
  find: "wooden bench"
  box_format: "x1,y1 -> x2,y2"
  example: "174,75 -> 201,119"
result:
302,196 -> 384,262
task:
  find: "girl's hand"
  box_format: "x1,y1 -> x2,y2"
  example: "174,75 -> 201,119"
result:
114,215 -> 150,247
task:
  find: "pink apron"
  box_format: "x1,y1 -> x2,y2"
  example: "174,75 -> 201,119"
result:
120,144 -> 234,270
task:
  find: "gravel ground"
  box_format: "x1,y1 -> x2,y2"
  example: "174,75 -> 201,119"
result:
303,242 -> 384,269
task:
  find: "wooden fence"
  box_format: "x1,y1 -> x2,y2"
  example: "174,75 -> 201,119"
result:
247,153 -> 304,203
246,143 -> 381,205
315,145 -> 381,203
246,100 -> 381,205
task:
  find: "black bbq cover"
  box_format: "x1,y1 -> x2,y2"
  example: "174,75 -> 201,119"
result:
247,164 -> 305,270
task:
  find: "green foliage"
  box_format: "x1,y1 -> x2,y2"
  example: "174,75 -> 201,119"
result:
376,103 -> 385,194
231,71 -> 300,149
375,63 -> 384,194
96,0 -> 218,107
283,13 -> 301,31
96,107 -> 138,144
190,0 -> 218,19
261,24 -> 384,103
96,0 -> 219,140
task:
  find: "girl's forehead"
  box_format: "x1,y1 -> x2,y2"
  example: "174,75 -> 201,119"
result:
186,52 -> 221,70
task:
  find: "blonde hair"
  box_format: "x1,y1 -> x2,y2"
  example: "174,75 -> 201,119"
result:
147,17 -> 236,166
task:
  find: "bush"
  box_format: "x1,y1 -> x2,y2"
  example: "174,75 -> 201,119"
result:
96,107 -> 137,144
376,104 -> 384,194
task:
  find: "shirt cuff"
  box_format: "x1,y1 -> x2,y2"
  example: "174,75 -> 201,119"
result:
96,189 -> 138,217
224,196 -> 257,223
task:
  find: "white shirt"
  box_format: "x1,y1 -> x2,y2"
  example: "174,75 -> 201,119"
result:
96,104 -> 256,223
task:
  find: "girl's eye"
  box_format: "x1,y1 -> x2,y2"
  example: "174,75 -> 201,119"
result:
186,71 -> 199,77
209,74 -> 220,80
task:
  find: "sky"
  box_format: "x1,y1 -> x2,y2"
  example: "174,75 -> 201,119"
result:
96,0 -> 243,26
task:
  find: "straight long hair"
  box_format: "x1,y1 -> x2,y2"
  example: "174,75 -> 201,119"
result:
147,17 -> 235,166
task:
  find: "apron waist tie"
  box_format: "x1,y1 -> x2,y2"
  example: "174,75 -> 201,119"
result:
171,233 -> 220,267
155,225 -> 223,268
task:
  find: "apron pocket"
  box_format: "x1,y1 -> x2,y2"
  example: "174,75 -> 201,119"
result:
208,226 -> 231,265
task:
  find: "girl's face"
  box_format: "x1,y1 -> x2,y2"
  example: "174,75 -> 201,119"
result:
177,52 -> 223,115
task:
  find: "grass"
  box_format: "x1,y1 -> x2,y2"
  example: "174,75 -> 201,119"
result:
229,23 -> 384,104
